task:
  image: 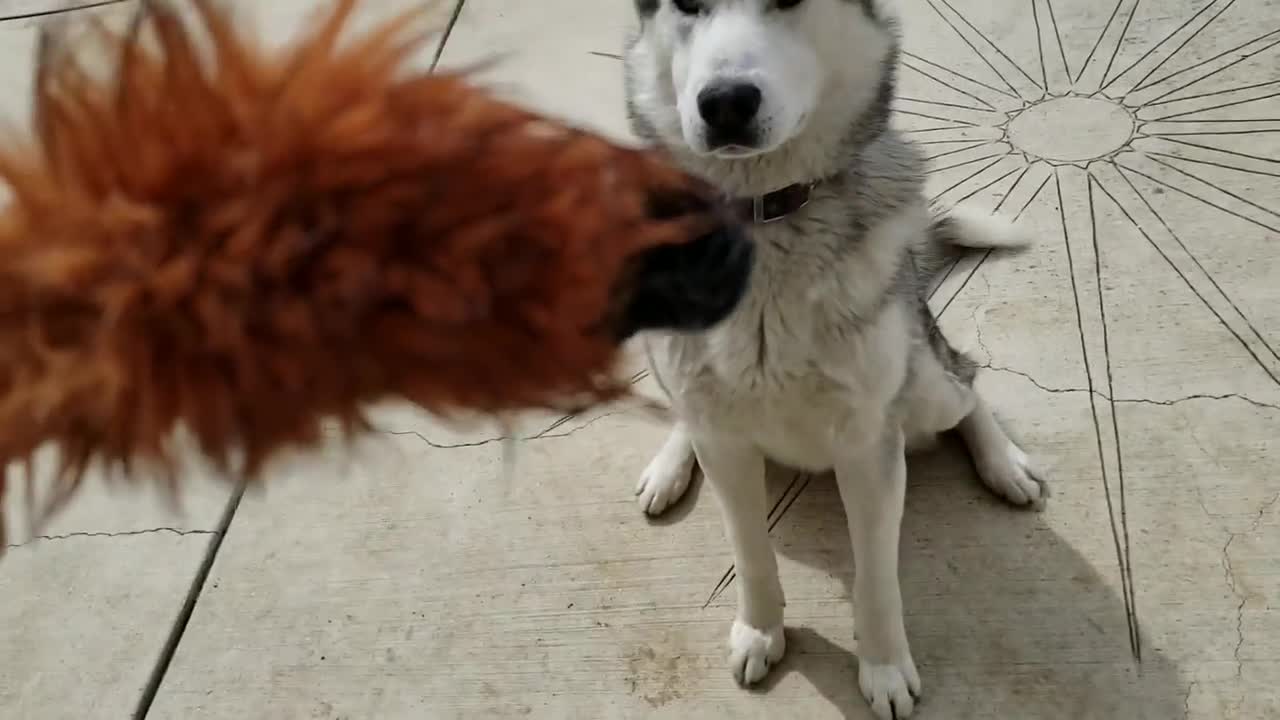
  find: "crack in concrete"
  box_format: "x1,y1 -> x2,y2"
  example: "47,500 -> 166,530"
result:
1193,483 -> 1277,679
978,362 -> 1280,411
531,411 -> 627,439
387,410 -> 629,450
972,314 -> 1280,411
386,430 -> 502,450
1218,492 -> 1278,678
1182,680 -> 1196,720
1223,532 -> 1246,676
1117,393 -> 1280,412
6,527 -> 216,549
382,373 -> 652,450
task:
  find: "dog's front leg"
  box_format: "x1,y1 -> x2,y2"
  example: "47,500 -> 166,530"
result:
835,427 -> 921,719
692,433 -> 785,686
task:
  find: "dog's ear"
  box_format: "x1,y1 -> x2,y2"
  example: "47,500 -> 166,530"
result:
635,0 -> 660,18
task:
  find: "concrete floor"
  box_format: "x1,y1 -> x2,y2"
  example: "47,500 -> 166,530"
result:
2,0 -> 1279,718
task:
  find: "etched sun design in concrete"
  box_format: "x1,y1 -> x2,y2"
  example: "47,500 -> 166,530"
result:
888,0 -> 1280,667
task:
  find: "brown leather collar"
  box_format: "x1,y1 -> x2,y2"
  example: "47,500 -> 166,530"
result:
729,181 -> 818,224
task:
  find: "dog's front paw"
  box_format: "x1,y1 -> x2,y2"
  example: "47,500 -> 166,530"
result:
858,655 -> 921,719
728,619 -> 785,686
636,441 -> 696,516
976,442 -> 1050,511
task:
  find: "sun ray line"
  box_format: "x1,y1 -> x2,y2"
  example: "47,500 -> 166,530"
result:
768,473 -> 813,532
931,155 -> 1011,202
1151,118 -> 1280,124
900,59 -> 1005,109
920,0 -> 1026,98
1045,0 -> 1072,81
1144,153 -> 1280,220
924,140 -> 997,162
930,151 -> 1011,175
953,165 -> 1022,205
1086,174 -> 1141,661
896,109 -> 980,126
903,125 -> 978,134
1100,0 -> 1143,90
1075,0 -> 1126,84
935,0 -> 1043,90
1032,0 -> 1049,90
918,137 -> 1001,145
1013,171 -> 1053,221
1056,168 -> 1140,660
1114,159 -> 1280,233
1106,168 -> 1280,371
899,96 -> 994,113
765,474 -> 804,523
703,568 -> 736,608
1142,150 -> 1280,179
1148,90 -> 1280,122
1136,27 -> 1280,99
1144,38 -> 1280,107
1105,0 -> 1223,90
1139,23 -> 1280,93
937,250 -> 992,319
926,259 -> 961,302
1156,136 -> 1280,167
1145,78 -> 1280,109
1154,129 -> 1280,136
1119,0 -> 1238,93
902,53 -> 1016,101
995,164 -> 1035,214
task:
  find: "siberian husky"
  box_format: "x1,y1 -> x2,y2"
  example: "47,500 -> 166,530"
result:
623,1 -> 1050,717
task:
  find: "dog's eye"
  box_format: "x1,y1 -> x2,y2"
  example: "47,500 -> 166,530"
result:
672,0 -> 703,14
775,0 -> 807,9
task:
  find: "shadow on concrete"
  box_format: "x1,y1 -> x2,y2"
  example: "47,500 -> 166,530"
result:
745,434 -> 1184,719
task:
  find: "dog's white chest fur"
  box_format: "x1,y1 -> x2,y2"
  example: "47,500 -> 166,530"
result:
646,220 -> 912,472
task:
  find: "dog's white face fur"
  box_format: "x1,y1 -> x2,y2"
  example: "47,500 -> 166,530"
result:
670,1 -> 822,156
631,0 -> 890,172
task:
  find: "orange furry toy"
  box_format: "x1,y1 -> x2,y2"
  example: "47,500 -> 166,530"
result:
0,0 -> 752,543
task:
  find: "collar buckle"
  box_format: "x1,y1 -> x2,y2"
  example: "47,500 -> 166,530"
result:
741,181 -> 818,224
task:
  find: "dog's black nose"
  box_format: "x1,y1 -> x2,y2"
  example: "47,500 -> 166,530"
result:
697,82 -> 762,141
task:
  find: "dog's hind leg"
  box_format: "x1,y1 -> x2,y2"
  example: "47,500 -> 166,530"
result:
902,341 -> 1050,509
910,303 -> 1050,508
637,422 -> 697,515
955,394 -> 1050,509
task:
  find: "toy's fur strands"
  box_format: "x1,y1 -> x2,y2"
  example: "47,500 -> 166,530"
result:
0,0 -> 746,545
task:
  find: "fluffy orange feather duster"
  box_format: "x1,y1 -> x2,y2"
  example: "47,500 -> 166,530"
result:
0,0 -> 751,544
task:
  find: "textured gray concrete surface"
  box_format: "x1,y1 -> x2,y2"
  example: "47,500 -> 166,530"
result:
2,1 -> 1278,718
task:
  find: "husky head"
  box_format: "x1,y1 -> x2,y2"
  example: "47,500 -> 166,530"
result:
627,0 -> 895,188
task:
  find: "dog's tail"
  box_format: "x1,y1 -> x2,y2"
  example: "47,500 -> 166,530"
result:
929,204 -> 1030,251
915,204 -> 1030,284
